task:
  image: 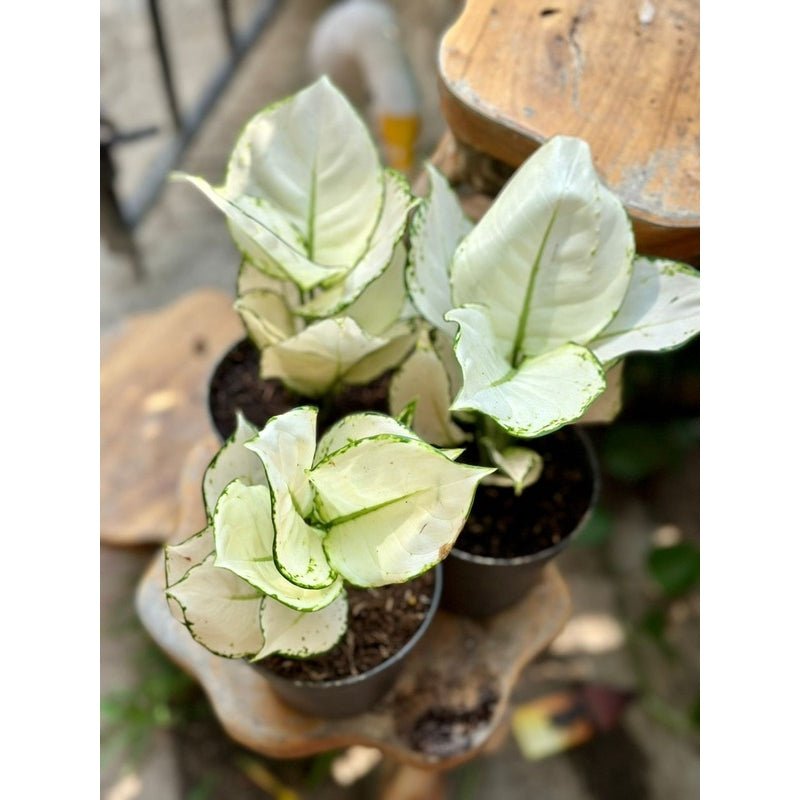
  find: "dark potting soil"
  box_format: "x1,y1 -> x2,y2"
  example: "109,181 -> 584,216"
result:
405,686 -> 499,756
456,427 -> 595,560
260,571 -> 435,682
208,338 -> 392,440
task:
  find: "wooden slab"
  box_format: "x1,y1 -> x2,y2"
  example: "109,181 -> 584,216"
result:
136,551 -> 570,770
438,0 -> 699,259
101,289 -> 242,545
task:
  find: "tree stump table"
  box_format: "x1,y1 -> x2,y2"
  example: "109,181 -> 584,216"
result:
136,551 -> 570,768
436,0 -> 699,261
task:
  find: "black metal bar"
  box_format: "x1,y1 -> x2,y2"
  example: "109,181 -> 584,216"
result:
148,0 -> 182,129
101,137 -> 146,280
121,0 -> 282,229
219,0 -> 237,53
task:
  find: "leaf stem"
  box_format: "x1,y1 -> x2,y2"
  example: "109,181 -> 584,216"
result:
475,413 -> 510,467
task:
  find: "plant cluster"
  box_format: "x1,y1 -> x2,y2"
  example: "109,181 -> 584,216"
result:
174,77 -> 419,398
391,142 -> 700,492
166,76 -> 700,662
165,408 -> 490,659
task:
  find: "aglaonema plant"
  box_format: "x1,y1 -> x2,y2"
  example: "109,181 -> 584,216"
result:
164,408 -> 492,660
390,135 -> 700,494
174,76 -> 419,399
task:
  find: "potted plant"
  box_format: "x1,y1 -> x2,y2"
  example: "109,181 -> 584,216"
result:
173,76 -> 419,439
389,136 -> 700,616
164,407 -> 492,717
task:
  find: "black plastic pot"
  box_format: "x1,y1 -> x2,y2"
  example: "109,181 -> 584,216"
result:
207,337 -> 393,442
441,428 -> 599,618
257,565 -> 443,718
207,338 -> 300,441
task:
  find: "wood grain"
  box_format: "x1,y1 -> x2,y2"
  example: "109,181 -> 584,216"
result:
438,0 -> 699,258
100,289 -> 242,545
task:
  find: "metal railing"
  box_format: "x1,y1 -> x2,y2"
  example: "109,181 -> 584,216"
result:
101,0 -> 283,267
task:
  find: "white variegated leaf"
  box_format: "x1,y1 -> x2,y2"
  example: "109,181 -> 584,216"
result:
237,261 -> 301,312
314,411 -> 420,466
259,317 -> 394,397
234,289 -> 295,350
238,259 -> 281,293
447,306 -> 606,437
343,240 -> 408,336
442,448 -> 465,460
311,436 -> 493,586
214,480 -> 342,611
389,329 -> 468,447
269,470 -> 336,590
225,76 -> 384,267
173,174 -> 348,291
296,171 -> 414,321
398,295 -> 421,322
577,361 -> 625,424
450,136 -> 633,360
432,329 -> 463,396
253,590 -> 348,660
342,320 -> 417,385
406,164 -> 472,335
244,406 -> 317,515
165,526 -> 214,588
589,257 -> 700,364
203,413 -> 265,519
481,441 -> 543,495
166,555 -> 264,658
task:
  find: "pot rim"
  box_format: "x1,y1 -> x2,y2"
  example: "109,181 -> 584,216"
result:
260,563 -> 443,690
450,426 -> 600,567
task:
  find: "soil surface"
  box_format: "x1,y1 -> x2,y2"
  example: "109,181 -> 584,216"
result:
456,427 -> 596,560
208,338 -> 392,439
260,571 -> 435,682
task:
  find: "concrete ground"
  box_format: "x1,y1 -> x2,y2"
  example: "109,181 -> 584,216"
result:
100,2 -> 700,798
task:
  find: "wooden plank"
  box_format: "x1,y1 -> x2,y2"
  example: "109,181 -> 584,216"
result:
439,0 -> 699,257
100,289 -> 242,545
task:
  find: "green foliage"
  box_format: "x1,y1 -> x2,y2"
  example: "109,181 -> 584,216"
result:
602,418 -> 699,483
573,506 -> 613,547
647,542 -> 700,598
185,775 -> 218,800
689,695 -> 700,729
636,606 -> 679,660
622,339 -> 700,420
639,607 -> 668,640
451,759 -> 485,800
304,750 -> 340,790
101,640 -> 206,769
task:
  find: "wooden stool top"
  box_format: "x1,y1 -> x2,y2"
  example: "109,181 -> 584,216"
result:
438,0 -> 699,258
101,289 -> 242,545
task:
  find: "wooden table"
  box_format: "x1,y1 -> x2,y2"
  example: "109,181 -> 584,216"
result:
437,0 -> 699,261
100,288 -> 242,545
